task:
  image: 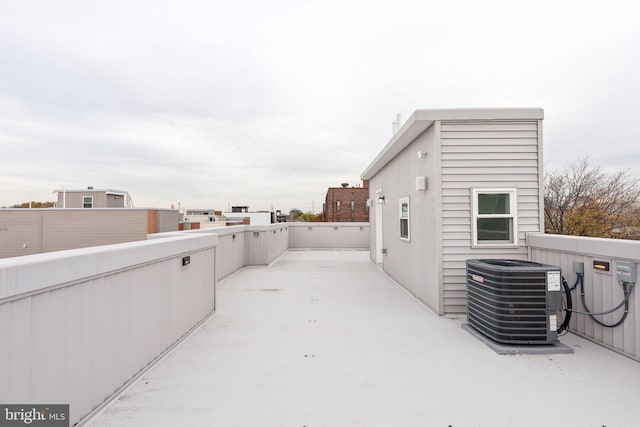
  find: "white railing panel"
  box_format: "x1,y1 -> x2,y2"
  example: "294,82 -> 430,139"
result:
289,223 -> 370,249
528,233 -> 639,361
0,234 -> 217,425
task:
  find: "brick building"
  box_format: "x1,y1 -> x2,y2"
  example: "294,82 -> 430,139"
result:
323,181 -> 370,222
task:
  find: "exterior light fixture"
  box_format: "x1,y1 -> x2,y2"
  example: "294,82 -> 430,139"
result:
377,195 -> 386,204
417,151 -> 427,159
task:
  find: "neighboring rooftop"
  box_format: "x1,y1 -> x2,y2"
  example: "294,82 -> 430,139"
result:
87,250 -> 640,427
52,187 -> 134,209
52,188 -> 130,195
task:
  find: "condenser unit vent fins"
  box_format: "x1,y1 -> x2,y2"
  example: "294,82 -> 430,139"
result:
466,259 -> 563,345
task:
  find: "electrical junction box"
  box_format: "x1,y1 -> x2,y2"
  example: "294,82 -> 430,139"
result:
615,260 -> 637,284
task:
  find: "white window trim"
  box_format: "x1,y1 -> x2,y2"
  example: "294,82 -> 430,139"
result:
399,197 -> 410,241
471,188 -> 518,247
83,196 -> 93,209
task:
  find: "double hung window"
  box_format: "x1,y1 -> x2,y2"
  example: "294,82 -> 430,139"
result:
471,189 -> 517,246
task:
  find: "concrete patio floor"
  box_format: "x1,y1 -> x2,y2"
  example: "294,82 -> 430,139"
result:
87,250 -> 640,427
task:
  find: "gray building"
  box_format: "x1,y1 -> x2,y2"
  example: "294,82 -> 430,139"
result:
54,187 -> 133,208
361,108 -> 544,314
0,208 -> 178,258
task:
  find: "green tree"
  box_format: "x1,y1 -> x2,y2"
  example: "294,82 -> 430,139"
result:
298,212 -> 323,222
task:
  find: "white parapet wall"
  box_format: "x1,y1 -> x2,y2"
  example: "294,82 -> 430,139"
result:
149,223 -> 370,280
169,222 -> 369,275
528,233 -> 640,361
149,223 -> 290,280
288,222 -> 370,249
0,233 -> 218,425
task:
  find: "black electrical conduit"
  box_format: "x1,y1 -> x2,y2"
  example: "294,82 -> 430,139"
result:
559,273 -> 635,331
557,275 -> 575,334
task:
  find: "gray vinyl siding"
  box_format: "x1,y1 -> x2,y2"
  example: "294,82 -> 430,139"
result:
59,191 -> 108,208
106,194 -> 125,208
42,210 -> 147,252
440,120 -> 543,313
156,210 -> 180,232
0,210 -> 44,257
0,209 -> 150,258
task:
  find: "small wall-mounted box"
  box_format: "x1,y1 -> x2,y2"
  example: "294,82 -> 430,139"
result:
615,260 -> 637,284
416,176 -> 428,191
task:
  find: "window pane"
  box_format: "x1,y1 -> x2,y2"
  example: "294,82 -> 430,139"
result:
478,193 -> 509,215
477,218 -> 512,241
401,203 -> 409,218
400,219 -> 409,238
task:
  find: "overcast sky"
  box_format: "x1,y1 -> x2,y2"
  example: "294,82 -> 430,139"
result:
1,0 -> 639,212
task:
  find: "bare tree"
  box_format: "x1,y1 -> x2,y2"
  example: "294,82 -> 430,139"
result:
544,158 -> 640,239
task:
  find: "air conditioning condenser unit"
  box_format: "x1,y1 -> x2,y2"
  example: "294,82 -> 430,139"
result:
466,259 -> 563,345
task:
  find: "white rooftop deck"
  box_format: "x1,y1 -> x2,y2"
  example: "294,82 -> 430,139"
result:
88,250 -> 640,427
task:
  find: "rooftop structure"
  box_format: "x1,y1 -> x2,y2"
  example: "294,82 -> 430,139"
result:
362,107 -> 545,314
53,187 -> 133,209
182,208 -> 225,229
0,208 -> 178,258
224,206 -> 274,226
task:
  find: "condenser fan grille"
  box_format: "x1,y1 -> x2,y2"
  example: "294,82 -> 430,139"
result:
466,259 -> 562,344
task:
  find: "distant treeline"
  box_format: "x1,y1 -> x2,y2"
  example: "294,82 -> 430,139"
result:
10,201 -> 56,208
